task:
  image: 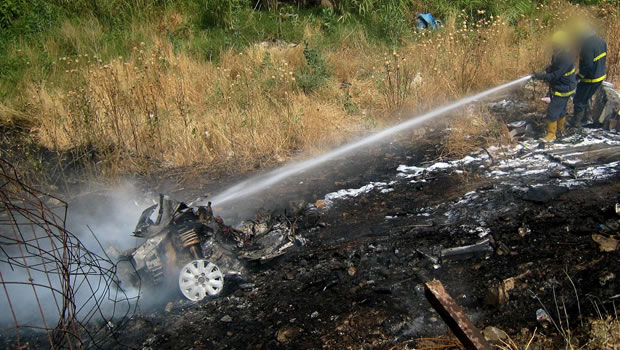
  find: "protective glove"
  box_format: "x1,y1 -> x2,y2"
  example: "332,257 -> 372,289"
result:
532,71 -> 546,80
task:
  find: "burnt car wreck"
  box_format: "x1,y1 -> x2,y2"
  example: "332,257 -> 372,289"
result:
116,194 -> 306,302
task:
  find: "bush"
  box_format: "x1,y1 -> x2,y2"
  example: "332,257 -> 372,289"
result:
296,44 -> 329,93
200,0 -> 249,29
0,0 -> 57,37
371,0 -> 412,44
0,0 -> 25,29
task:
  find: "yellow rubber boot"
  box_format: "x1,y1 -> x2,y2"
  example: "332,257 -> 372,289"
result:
557,116 -> 566,132
557,116 -> 567,138
540,121 -> 557,142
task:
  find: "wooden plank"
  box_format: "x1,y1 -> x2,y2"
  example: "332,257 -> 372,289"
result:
546,144 -> 620,168
424,279 -> 492,350
547,143 -> 616,156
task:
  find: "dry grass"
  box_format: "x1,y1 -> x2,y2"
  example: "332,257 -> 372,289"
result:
441,105 -> 512,158
1,2 -> 618,180
497,317 -> 620,350
31,33 -> 367,177
599,4 -> 620,87
588,317 -> 620,349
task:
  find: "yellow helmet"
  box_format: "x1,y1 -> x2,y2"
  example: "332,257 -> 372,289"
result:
551,30 -> 569,48
570,19 -> 594,38
574,21 -> 589,34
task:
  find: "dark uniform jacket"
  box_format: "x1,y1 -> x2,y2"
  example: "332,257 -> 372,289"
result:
578,34 -> 607,83
542,49 -> 577,97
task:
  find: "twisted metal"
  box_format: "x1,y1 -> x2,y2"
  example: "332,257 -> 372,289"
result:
0,158 -> 139,349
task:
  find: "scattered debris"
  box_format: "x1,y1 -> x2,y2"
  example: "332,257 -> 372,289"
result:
276,327 -> 303,344
536,309 -> 551,328
322,182 -> 389,205
482,326 -> 509,346
599,271 -> 615,286
592,234 -> 619,252
239,283 -> 256,290
522,185 -> 569,203
594,82 -> 620,127
485,271 -> 531,306
440,239 -> 494,261
495,241 -> 512,256
518,225 -> 531,237
485,282 -> 510,306
506,120 -> 535,139
347,266 -> 356,276
546,143 -> 620,169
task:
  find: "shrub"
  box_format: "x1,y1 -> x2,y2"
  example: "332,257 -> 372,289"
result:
296,43 -> 329,93
376,52 -> 417,110
0,0 -> 24,29
1,0 -> 57,37
370,0 -> 413,44
200,0 -> 249,29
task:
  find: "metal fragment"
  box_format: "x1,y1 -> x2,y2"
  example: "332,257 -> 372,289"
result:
440,239 -> 494,261
424,279 -> 492,350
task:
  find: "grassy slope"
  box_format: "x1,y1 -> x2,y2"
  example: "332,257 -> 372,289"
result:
0,0 -> 618,184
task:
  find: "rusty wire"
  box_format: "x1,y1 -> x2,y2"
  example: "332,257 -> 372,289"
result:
0,158 -> 139,349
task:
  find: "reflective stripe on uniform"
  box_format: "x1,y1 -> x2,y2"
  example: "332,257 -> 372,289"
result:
563,68 -> 575,76
578,73 -> 607,83
553,89 -> 576,97
593,52 -> 607,62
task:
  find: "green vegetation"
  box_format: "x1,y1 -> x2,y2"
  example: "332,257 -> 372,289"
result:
296,43 -> 329,93
0,0 -> 610,98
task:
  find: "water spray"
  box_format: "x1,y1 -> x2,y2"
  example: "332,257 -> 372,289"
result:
212,76 -> 532,205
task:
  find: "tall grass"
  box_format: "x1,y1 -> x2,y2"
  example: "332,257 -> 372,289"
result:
0,0 -> 618,182
27,30 -> 367,177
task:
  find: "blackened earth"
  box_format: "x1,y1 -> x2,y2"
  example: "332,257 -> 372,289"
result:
27,92 -> 620,350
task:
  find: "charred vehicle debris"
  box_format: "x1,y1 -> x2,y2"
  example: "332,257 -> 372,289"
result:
113,194 -> 312,302
115,193 -> 496,304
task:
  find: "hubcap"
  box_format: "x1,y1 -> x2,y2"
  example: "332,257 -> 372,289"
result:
179,260 -> 224,301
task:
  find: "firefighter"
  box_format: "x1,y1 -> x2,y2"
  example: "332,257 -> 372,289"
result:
532,30 -> 577,142
571,22 -> 607,128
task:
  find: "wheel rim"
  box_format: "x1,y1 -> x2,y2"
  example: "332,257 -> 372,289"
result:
179,260 -> 224,301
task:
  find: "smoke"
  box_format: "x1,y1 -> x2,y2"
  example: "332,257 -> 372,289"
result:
65,183 -> 187,308
65,182 -> 148,253
0,181 -> 152,335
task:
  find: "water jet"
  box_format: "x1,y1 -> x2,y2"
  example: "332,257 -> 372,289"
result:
211,76 -> 532,205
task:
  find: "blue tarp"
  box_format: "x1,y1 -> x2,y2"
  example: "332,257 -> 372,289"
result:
416,13 -> 442,30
